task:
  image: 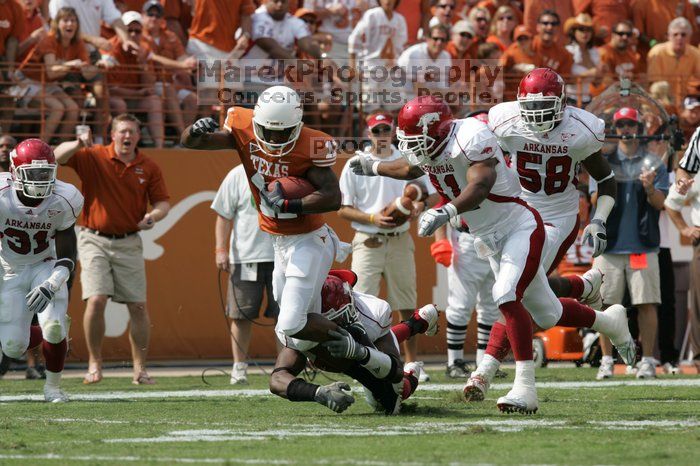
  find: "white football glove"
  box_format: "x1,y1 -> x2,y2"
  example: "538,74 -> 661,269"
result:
582,219 -> 607,257
26,281 -> 56,314
348,154 -> 378,176
314,382 -> 355,413
191,117 -> 219,136
418,204 -> 457,237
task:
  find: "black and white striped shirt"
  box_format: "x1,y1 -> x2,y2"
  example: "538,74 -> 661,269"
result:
679,127 -> 700,174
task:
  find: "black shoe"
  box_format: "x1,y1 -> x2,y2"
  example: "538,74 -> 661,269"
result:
446,359 -> 472,378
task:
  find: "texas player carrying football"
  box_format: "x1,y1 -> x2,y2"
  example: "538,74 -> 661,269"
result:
0,139 -> 84,402
270,270 -> 439,415
461,68 -> 635,404
350,95 -> 634,413
182,86 -> 344,344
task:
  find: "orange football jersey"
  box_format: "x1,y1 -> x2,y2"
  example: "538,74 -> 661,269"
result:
223,107 -> 337,236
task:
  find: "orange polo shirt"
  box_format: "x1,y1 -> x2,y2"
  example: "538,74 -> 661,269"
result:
64,144 -> 169,234
598,43 -> 642,78
20,32 -> 89,81
632,0 -> 698,44
189,0 -> 256,53
647,42 -> 700,99
532,36 -> 573,75
573,0 -> 631,41
0,0 -> 25,57
104,36 -> 153,87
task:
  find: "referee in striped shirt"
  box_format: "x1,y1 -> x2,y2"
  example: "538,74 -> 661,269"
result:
677,98 -> 700,193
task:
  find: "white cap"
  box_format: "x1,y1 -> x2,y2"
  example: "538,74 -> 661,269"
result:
122,11 -> 143,26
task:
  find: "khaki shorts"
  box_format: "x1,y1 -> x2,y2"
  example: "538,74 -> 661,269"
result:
78,230 -> 146,303
351,231 -> 417,311
593,252 -> 661,306
226,262 -> 279,320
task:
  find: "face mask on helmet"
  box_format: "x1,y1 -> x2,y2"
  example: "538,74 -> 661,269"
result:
517,93 -> 564,133
253,86 -> 304,157
397,127 -> 450,166
11,157 -> 57,199
321,278 -> 358,327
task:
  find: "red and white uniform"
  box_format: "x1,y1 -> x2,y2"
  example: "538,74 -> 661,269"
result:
420,118 -> 563,328
489,102 -> 605,273
0,174 -> 83,357
223,107 -> 340,336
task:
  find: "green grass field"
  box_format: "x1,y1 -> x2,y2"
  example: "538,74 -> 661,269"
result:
1,367 -> 699,465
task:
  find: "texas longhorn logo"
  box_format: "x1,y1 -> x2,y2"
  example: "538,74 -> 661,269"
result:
418,112 -> 441,135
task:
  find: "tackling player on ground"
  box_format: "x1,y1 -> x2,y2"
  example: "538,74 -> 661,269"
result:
182,86 -> 344,344
0,139 -> 84,402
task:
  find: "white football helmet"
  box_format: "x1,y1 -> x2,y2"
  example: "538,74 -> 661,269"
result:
253,85 -> 304,157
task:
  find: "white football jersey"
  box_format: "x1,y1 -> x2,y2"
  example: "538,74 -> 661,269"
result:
347,7 -> 407,62
419,118 -> 524,236
280,290 -> 392,353
249,10 -> 311,53
311,0 -> 368,45
489,101 -> 605,222
0,173 -> 84,268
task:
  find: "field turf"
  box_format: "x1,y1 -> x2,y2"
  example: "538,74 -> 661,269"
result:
1,367 -> 699,465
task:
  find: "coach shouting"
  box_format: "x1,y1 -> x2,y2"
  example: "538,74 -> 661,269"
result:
55,114 -> 170,386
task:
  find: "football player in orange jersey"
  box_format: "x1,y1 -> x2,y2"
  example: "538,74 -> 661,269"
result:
182,86 -> 347,344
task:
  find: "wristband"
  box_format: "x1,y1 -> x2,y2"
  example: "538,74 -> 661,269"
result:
371,161 -> 380,175
215,248 -> 227,254
287,378 -> 320,402
283,198 -> 303,214
442,203 -> 459,218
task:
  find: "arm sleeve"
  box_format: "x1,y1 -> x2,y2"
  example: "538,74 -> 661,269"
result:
147,163 -> 170,205
292,18 -> 311,40
58,188 -> 84,230
653,164 -> 670,193
347,11 -> 368,54
338,161 -> 356,206
102,0 -> 123,25
211,169 -> 238,219
664,183 -> 688,211
63,147 -> 91,173
311,137 -> 337,167
679,127 -> 700,174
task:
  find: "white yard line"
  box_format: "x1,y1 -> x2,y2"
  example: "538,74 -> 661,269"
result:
1,378 -> 699,403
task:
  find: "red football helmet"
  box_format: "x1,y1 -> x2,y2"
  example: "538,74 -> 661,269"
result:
396,95 -> 454,165
321,274 -> 357,327
10,139 -> 57,199
517,68 -> 566,133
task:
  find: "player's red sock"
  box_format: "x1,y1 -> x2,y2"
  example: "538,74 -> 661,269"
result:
485,322 -> 511,362
391,323 -> 412,343
499,301 -> 533,361
401,372 -> 419,400
566,275 -> 585,299
28,325 -> 43,350
42,339 -> 67,373
557,298 -> 596,328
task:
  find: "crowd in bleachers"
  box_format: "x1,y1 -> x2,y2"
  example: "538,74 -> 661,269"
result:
0,0 -> 699,145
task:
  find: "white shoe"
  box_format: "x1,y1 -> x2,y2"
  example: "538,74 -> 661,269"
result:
417,304 -> 439,336
601,305 -> 637,366
44,385 -> 69,403
596,359 -> 614,380
662,362 -> 680,375
230,362 -> 248,385
407,361 -> 429,382
581,269 -> 603,311
463,374 -> 490,401
497,385 -> 538,414
636,358 -> 657,379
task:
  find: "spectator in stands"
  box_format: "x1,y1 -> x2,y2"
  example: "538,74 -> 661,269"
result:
446,19 -> 475,61
18,0 -> 48,61
398,24 -> 451,98
523,0 -> 573,44
430,0 -> 456,31
477,0 -> 523,24
103,11 -> 164,148
140,0 -> 197,138
647,17 -> 700,104
54,113 -> 170,386
211,165 -> 278,385
680,94 -> 700,141
311,0 -> 370,59
649,81 -> 677,117
49,0 -> 140,54
665,154 -> 700,373
338,111 -> 438,382
564,13 -> 601,107
501,25 -> 537,79
598,20 -> 642,83
161,0 -> 188,45
632,0 -> 698,57
186,0 -> 254,61
532,10 -> 573,76
573,0 -> 632,44
468,6 -> 490,45
485,5 -> 517,52
591,107 -> 668,380
0,0 -> 25,80
0,133 -> 16,172
19,6 -> 100,143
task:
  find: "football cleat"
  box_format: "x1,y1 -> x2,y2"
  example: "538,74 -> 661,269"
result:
407,361 -> 430,382
230,362 -> 248,385
463,374 -> 489,401
603,305 -> 637,366
494,368 -> 509,379
417,304 -> 439,336
446,359 -> 471,378
661,362 -> 680,375
636,358 -> 657,379
596,359 -> 614,380
580,269 -> 603,311
44,385 -> 68,403
496,385 -> 539,414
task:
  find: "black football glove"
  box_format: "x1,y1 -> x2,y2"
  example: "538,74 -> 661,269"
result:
191,117 -> 219,136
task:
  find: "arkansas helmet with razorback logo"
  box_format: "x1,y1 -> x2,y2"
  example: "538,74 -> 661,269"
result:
321,270 -> 359,327
396,95 -> 454,165
517,67 -> 566,133
10,138 -> 57,199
